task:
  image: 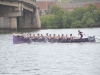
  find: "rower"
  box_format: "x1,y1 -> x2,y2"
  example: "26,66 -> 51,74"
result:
53,34 -> 56,39
70,34 -> 73,39
29,33 -> 32,38
61,34 -> 65,39
45,33 -> 49,39
65,34 -> 68,39
26,34 -> 29,38
21,33 -> 24,36
37,33 -> 40,39
40,34 -> 44,39
32,34 -> 36,39
49,34 -> 52,39
57,34 -> 60,40
78,30 -> 83,39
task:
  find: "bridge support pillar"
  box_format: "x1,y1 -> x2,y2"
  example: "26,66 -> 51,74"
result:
11,17 -> 17,29
36,8 -> 41,28
33,8 -> 41,28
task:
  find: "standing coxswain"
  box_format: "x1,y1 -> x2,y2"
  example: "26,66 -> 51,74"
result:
78,30 -> 83,39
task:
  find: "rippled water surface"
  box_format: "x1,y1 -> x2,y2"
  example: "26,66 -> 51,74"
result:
0,28 -> 100,75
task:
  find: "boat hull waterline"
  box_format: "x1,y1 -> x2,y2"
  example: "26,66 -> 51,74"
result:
13,35 -> 96,44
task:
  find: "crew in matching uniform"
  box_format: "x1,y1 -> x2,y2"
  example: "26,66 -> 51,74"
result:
19,33 -> 76,40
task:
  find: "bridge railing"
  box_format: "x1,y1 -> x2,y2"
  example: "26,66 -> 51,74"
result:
19,0 -> 36,6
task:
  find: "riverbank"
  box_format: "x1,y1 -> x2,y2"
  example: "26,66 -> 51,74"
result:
41,5 -> 100,29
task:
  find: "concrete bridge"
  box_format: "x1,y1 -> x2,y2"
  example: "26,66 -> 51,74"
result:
0,0 -> 41,29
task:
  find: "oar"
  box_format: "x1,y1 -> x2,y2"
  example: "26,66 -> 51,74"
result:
44,38 -> 49,42
60,38 -> 64,42
27,38 -> 33,43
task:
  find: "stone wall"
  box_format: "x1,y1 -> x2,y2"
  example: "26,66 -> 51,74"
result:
0,17 -> 11,28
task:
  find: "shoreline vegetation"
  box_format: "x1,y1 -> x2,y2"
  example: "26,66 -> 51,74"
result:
40,4 -> 100,29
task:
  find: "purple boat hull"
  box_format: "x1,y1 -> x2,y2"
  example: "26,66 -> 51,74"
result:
13,35 -> 96,44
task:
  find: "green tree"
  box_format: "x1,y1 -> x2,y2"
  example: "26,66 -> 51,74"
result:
71,7 -> 86,21
50,5 -> 63,15
86,18 -> 95,27
95,9 -> 100,23
40,3 -> 100,29
55,9 -> 64,28
63,11 -> 72,28
71,20 -> 82,28
86,4 -> 98,13
81,12 -> 94,27
40,15 -> 56,28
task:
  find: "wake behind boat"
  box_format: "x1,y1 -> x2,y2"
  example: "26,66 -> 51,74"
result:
13,33 -> 96,44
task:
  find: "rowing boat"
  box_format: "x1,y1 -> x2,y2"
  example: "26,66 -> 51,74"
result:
13,35 -> 96,44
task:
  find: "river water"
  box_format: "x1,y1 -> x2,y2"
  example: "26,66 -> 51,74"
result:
0,28 -> 100,75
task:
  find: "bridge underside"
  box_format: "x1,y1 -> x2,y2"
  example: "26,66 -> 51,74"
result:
0,5 -> 22,17
17,9 -> 40,28
0,0 -> 41,29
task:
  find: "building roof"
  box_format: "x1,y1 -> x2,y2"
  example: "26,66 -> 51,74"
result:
57,2 -> 100,8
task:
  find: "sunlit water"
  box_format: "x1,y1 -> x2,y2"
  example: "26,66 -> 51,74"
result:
0,28 -> 100,75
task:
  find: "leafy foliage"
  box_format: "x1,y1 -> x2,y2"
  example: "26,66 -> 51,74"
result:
40,4 -> 100,29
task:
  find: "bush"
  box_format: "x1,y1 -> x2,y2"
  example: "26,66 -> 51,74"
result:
41,4 -> 100,28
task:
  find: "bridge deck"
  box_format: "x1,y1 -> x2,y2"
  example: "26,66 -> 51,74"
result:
0,0 -> 36,11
